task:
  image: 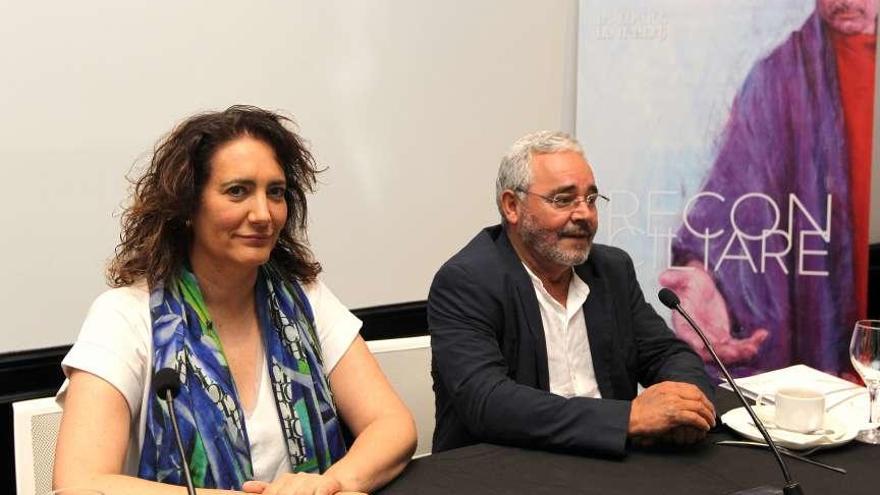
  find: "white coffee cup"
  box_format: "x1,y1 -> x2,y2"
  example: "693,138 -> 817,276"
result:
757,387 -> 826,433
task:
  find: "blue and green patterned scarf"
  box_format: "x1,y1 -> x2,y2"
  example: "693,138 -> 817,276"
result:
137,265 -> 346,488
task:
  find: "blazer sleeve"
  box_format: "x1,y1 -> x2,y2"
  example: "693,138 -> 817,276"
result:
429,261 -> 632,456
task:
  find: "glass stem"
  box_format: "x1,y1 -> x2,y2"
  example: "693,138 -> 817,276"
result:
867,381 -> 880,426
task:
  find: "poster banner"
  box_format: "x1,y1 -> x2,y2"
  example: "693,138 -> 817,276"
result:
577,0 -> 875,377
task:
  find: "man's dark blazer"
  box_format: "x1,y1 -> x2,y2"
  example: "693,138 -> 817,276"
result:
428,225 -> 713,456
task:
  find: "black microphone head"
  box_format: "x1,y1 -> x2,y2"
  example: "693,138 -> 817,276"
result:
153,367 -> 182,400
658,288 -> 681,309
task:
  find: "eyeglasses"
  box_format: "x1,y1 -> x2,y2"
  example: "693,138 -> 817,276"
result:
515,188 -> 610,211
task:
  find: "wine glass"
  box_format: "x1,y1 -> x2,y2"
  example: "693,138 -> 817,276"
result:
849,319 -> 880,444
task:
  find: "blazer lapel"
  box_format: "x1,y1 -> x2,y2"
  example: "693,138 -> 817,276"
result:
577,262 -> 616,399
496,230 -> 550,391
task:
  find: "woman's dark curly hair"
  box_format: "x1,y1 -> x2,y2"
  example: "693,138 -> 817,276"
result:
108,105 -> 322,287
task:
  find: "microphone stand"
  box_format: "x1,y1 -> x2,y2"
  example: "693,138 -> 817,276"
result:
661,290 -> 804,495
163,388 -> 197,495
154,367 -> 197,495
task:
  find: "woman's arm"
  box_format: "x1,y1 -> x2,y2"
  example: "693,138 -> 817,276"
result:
54,369 -> 243,495
242,336 -> 417,494
325,336 -> 417,492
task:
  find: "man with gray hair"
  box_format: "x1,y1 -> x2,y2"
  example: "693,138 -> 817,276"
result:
428,131 -> 715,456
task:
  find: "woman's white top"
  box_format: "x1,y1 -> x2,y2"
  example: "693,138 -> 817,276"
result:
56,278 -> 361,482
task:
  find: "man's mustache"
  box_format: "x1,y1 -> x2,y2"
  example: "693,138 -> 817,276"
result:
559,222 -> 595,238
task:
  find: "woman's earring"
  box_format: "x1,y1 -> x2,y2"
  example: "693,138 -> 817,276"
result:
185,219 -> 192,228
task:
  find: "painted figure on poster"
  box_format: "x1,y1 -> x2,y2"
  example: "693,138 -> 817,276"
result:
660,0 -> 877,376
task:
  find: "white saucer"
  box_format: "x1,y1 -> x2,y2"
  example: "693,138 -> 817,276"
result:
721,405 -> 857,451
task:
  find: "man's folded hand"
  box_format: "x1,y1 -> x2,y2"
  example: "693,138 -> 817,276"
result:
627,381 -> 716,444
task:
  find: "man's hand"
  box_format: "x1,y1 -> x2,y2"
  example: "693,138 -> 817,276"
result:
659,262 -> 768,364
628,381 -> 716,442
630,426 -> 707,448
664,426 -> 708,445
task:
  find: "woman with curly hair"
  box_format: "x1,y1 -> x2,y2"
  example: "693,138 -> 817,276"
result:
53,105 -> 417,495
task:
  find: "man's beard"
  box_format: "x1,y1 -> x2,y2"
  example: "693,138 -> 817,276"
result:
519,211 -> 595,267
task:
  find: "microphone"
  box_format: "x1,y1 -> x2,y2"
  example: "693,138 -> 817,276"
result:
153,368 -> 197,495
658,288 -> 804,495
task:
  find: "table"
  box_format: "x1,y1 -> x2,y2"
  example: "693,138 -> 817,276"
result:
377,390 -> 879,494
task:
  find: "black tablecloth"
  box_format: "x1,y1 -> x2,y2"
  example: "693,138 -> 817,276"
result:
378,390 -> 878,494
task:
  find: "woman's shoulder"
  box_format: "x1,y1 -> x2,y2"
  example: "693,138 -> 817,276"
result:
64,280 -> 152,428
296,277 -> 325,301
292,277 -> 361,372
87,280 -> 151,321
295,277 -> 352,321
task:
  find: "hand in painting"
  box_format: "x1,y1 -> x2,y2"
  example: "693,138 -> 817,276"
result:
659,262 -> 768,364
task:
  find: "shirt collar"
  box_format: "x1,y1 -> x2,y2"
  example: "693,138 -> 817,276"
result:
521,262 -> 591,306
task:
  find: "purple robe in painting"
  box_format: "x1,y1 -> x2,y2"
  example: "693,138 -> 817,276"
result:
672,13 -> 857,376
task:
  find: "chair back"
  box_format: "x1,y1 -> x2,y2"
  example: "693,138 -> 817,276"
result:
13,396 -> 62,495
367,336 -> 434,456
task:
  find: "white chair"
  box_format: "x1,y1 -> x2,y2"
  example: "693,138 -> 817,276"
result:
13,396 -> 63,495
367,335 -> 434,457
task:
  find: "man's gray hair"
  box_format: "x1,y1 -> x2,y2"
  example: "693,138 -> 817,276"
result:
495,130 -> 584,218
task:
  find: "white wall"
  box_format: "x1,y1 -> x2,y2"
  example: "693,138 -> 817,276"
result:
0,0 -> 579,354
